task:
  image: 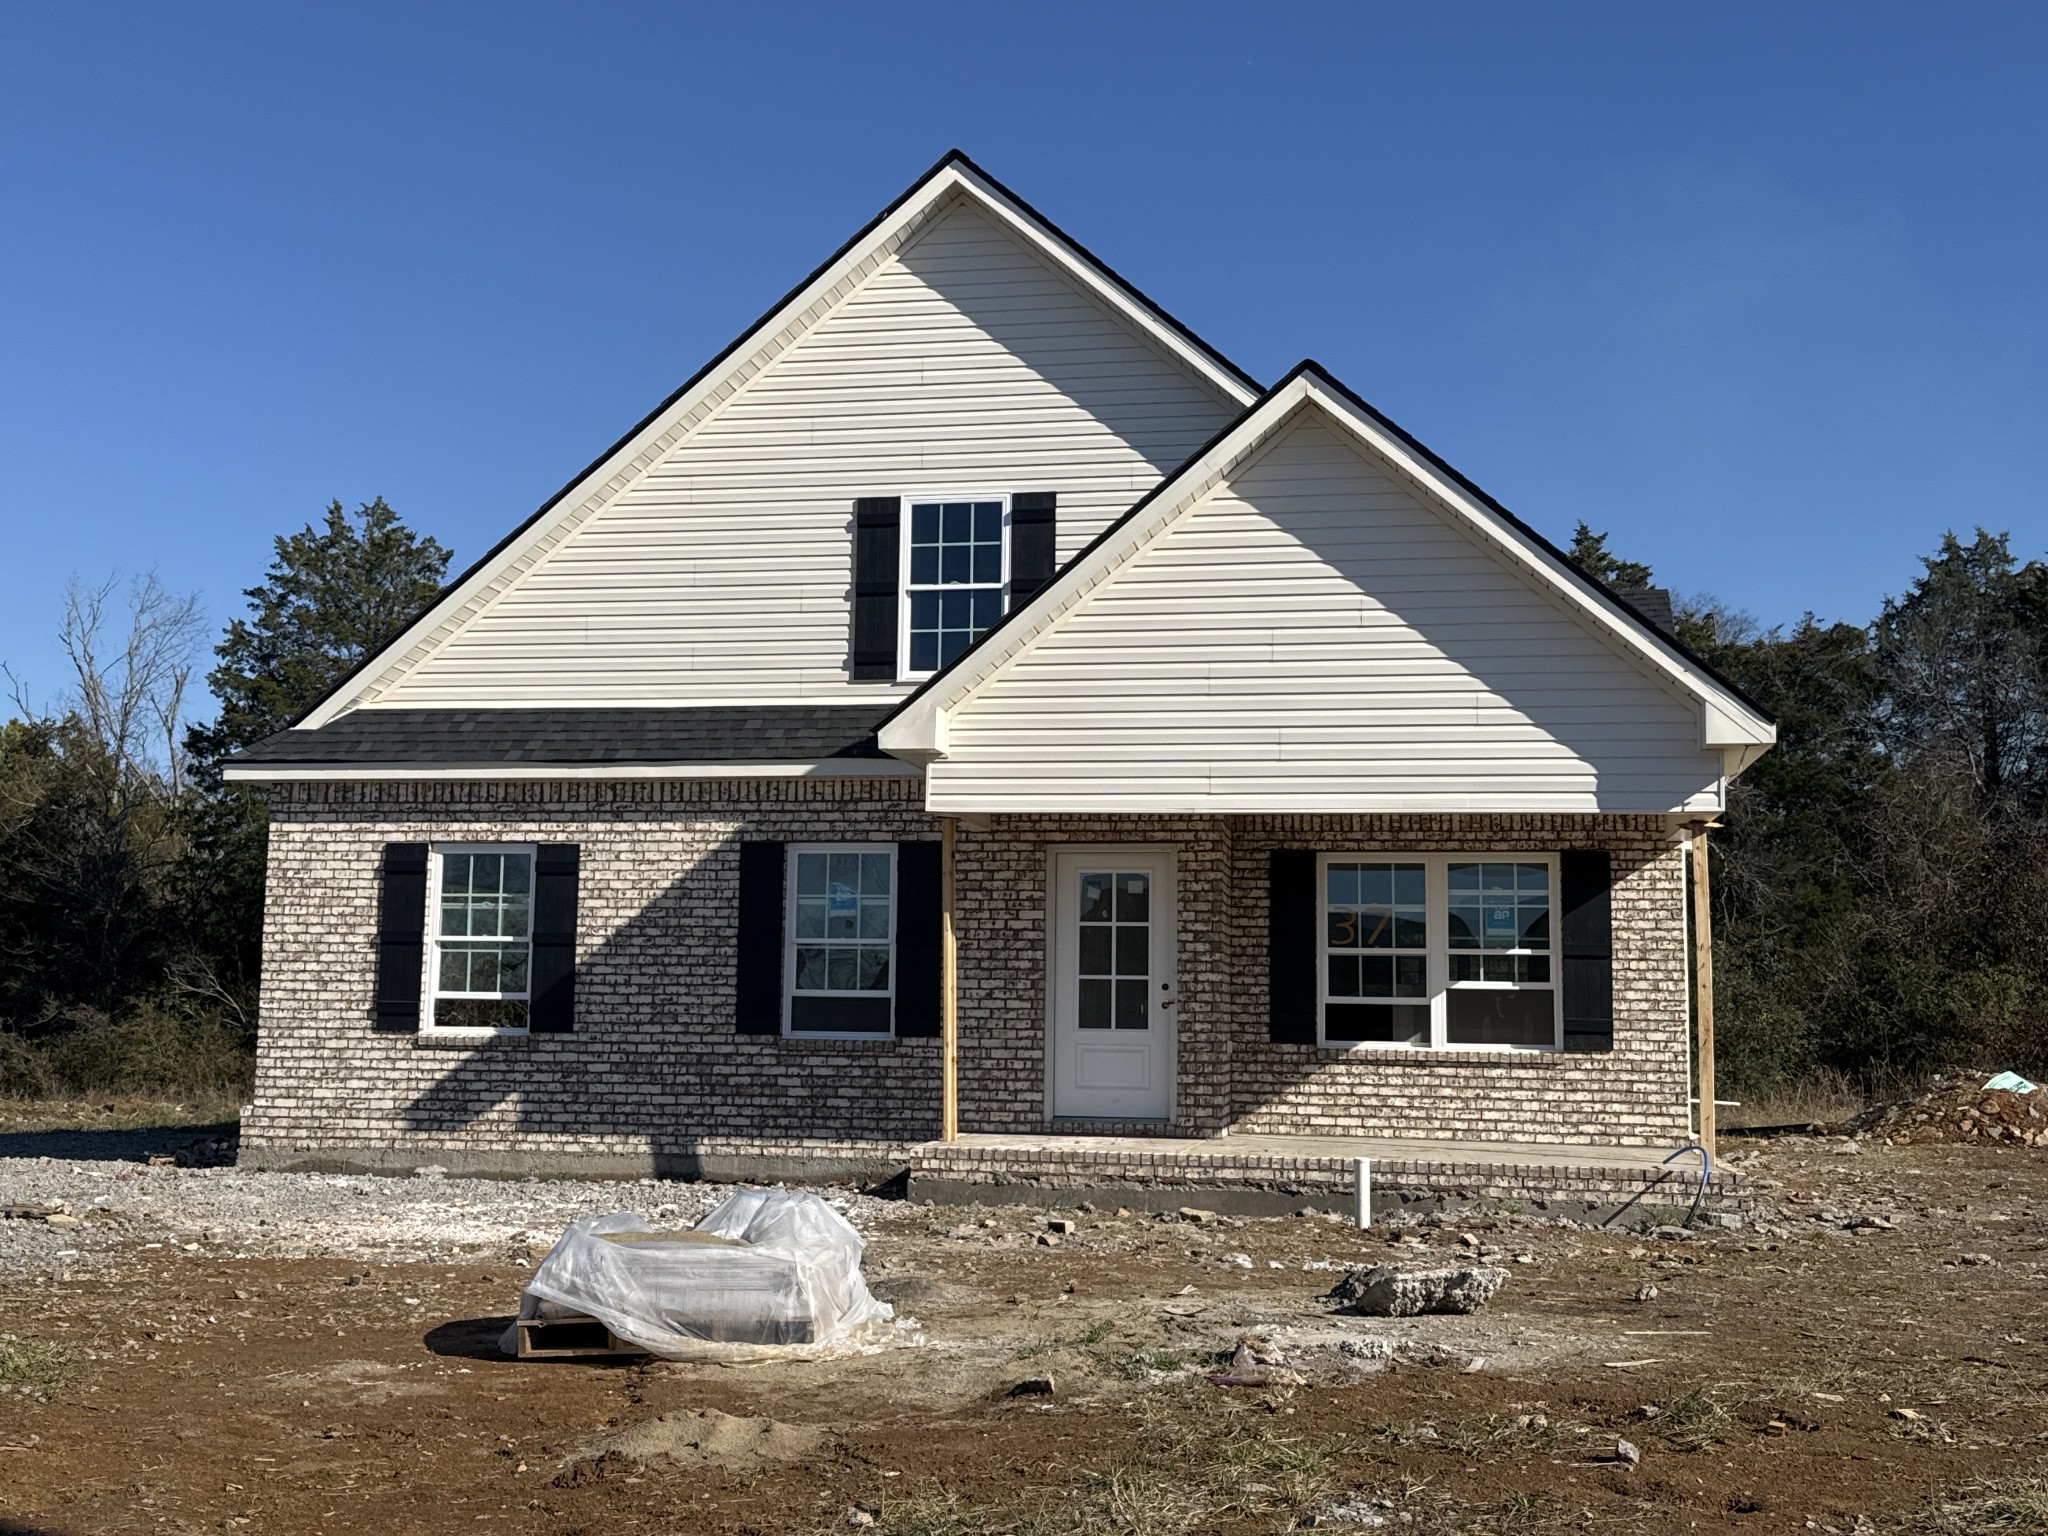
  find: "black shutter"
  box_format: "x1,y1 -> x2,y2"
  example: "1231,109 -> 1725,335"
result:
851,497 -> 901,680
1008,491 -> 1058,608
529,845 -> 579,1033
894,840 -> 943,1038
1267,849 -> 1319,1043
1560,850 -> 1614,1052
373,842 -> 429,1032
735,841 -> 787,1035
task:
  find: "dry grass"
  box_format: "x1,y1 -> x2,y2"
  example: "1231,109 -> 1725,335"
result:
1658,1386 -> 1732,1450
0,1335 -> 73,1390
873,1391 -> 1345,1535
0,1092 -> 241,1133
1721,1068 -> 1867,1130
1912,1479 -> 2048,1533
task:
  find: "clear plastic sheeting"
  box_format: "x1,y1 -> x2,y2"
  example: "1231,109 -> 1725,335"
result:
511,1189 -> 898,1361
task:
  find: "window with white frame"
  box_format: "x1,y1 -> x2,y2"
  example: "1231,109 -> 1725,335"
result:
902,498 -> 1006,677
1319,855 -> 1558,1050
427,845 -> 535,1031
785,845 -> 896,1036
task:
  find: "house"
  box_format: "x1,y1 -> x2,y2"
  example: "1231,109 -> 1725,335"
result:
226,152 -> 1775,1185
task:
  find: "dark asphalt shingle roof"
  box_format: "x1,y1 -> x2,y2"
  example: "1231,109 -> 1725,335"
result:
230,706 -> 894,767
1619,587 -> 1676,636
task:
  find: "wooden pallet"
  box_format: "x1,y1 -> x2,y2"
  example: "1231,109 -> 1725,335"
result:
514,1314 -> 647,1360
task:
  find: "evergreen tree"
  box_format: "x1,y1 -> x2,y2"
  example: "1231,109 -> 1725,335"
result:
177,499 -> 450,1016
1566,521 -> 1655,593
187,498 -> 451,771
1872,529 -> 2048,804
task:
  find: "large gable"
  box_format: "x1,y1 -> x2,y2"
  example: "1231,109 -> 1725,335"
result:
881,366 -> 1775,816
300,154 -> 1254,725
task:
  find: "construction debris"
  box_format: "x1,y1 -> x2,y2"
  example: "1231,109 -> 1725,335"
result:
1851,1073 -> 2048,1147
1322,1264 -> 1507,1317
509,1188 -> 898,1362
1209,1336 -> 1307,1388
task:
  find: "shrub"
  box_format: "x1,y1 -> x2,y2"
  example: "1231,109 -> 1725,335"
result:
29,1004 -> 252,1099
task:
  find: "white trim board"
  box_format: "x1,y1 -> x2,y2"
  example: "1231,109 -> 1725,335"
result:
881,365 -> 1776,790
221,760 -> 924,783
296,155 -> 1258,733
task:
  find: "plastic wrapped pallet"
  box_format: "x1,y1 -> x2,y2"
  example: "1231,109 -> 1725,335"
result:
513,1188 -> 895,1361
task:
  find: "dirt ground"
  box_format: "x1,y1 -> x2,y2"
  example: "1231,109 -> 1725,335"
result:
4,1129 -> 2048,1535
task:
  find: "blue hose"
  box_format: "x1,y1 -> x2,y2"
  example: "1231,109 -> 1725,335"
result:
1663,1142 -> 1712,1227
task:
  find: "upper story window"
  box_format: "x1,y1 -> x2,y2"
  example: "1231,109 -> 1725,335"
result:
901,498 -> 1007,678
428,845 -> 534,1031
1318,854 -> 1558,1051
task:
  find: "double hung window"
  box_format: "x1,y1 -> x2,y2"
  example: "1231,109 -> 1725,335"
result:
1319,854 -> 1558,1050
784,845 -> 897,1036
902,498 -> 1007,677
427,845 -> 535,1032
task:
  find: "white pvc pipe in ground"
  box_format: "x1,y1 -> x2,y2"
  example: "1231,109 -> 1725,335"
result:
1354,1156 -> 1371,1229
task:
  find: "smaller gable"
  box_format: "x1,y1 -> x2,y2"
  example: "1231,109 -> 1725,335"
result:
880,364 -> 1775,816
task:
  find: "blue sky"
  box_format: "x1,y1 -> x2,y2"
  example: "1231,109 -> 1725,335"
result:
2,2 -> 2042,711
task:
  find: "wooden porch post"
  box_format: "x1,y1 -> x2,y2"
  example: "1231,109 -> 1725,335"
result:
1689,821 -> 1716,1158
940,814 -> 959,1142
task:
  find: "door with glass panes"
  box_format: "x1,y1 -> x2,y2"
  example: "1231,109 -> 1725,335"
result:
1049,850 -> 1175,1121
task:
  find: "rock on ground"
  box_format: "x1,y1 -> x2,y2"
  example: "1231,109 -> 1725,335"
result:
1322,1264 -> 1508,1317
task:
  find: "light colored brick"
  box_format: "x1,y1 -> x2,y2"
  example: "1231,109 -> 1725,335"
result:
247,783 -> 1693,1163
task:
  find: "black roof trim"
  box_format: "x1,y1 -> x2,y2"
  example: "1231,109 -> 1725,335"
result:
283,150 -> 1262,733
881,359 -> 1772,728
231,706 -> 893,767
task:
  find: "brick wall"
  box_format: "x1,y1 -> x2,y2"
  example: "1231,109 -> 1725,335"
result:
243,777 -> 946,1163
955,813 -> 1692,1148
246,785 -> 1692,1164
1226,816 -> 1692,1146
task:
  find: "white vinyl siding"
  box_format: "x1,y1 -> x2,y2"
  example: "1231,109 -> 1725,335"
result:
372,198 -> 1237,709
929,414 -> 1726,815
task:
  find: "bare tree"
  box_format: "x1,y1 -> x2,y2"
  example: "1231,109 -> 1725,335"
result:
57,573 -> 205,797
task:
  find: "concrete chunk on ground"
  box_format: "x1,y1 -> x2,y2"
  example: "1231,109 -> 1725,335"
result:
1322,1263 -> 1508,1317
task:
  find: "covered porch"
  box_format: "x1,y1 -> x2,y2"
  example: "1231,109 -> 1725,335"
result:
931,811 -> 1719,1154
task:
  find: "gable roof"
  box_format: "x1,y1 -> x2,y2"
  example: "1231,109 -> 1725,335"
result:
294,150 -> 1262,732
878,360 -> 1776,772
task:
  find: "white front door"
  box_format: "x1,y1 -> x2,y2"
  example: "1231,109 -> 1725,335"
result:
1050,849 -> 1175,1121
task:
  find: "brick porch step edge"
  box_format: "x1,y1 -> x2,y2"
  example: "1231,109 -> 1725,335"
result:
905,1144 -> 1749,1221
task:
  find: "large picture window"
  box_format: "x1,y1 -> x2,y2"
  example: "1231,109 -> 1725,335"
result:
1318,854 -> 1558,1051
427,845 -> 535,1032
901,497 -> 1007,677
784,845 -> 896,1036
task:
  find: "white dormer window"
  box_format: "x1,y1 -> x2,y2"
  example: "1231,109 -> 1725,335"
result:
900,497 -> 1008,678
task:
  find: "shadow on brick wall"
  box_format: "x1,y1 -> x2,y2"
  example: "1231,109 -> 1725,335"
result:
393,834 -> 943,1149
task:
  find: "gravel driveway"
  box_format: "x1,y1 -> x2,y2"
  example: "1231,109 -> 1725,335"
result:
0,1157 -> 894,1276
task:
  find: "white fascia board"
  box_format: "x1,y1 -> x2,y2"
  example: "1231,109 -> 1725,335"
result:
885,370 -> 1775,765
300,161 -> 1257,733
221,759 -> 923,784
